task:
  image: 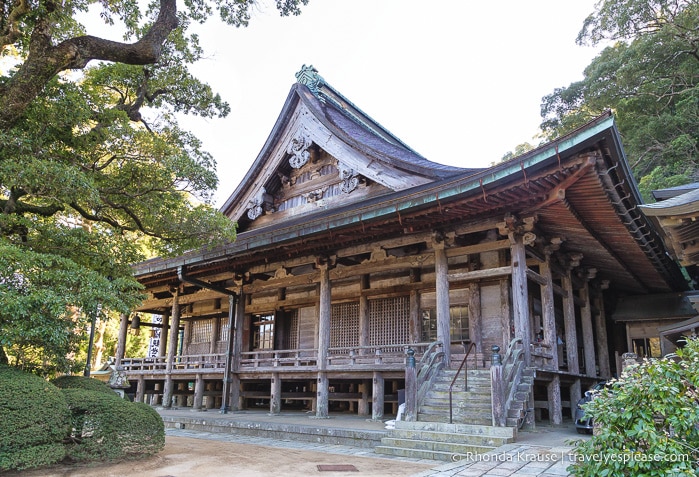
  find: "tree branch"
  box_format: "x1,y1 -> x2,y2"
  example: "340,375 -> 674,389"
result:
0,0 -> 178,130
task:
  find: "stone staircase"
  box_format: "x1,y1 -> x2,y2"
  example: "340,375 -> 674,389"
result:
375,420 -> 515,461
375,367 -> 518,461
418,368 -> 493,425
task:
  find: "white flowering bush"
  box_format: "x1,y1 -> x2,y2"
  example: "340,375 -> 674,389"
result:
569,337 -> 699,476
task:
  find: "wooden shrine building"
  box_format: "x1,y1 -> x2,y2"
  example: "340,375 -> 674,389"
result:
115,66 -> 690,428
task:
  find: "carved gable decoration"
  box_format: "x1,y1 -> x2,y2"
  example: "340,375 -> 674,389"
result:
220,66 -> 468,233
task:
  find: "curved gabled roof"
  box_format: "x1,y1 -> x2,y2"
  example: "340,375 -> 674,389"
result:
219,66 -> 476,219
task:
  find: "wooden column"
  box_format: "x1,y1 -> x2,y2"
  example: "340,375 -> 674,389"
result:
359,275 -> 370,353
468,283 -> 482,354
539,257 -> 558,369
409,289 -> 420,344
510,233 -> 531,365
500,280 -> 512,347
158,310 -> 170,358
593,284 -> 611,378
434,239 -> 451,366
580,281 -> 597,376
270,373 -> 281,415
358,380 -> 370,416
209,312 -> 220,355
547,375 -> 563,426
316,261 -> 331,418
372,371 -> 384,421
135,376 -> 145,403
162,288 -> 180,409
193,374 -> 204,411
562,270 -> 579,374
570,379 -> 581,419
230,287 -> 245,411
115,313 -> 129,366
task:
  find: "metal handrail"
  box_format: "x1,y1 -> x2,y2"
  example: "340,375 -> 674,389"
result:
449,342 -> 477,424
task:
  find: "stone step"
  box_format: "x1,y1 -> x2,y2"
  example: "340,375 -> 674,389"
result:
390,429 -> 510,447
421,398 -> 492,410
395,419 -> 515,440
417,413 -> 493,426
374,445 -> 477,462
379,437 -> 495,456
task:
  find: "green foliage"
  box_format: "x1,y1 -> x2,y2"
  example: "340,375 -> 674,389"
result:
0,365 -> 70,472
62,388 -> 164,462
540,0 -> 699,193
569,337 -> 699,476
52,375 -> 117,395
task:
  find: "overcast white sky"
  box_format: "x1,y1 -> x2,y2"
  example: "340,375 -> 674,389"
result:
174,1 -> 606,206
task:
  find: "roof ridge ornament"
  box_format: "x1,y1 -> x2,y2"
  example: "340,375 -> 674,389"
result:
295,64 -> 325,97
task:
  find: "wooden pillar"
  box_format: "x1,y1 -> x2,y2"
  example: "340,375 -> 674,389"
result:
135,376 -> 145,403
547,375 -> 563,425
510,233 -> 531,365
158,310 -> 170,358
580,281 -> 597,376
270,373 -> 281,415
206,381 -> 216,410
209,313 -> 220,355
372,371 -> 384,421
490,346 -> 506,426
570,379 -> 581,419
359,275 -> 370,353
162,288 -> 180,409
562,270 -> 579,374
539,257 -> 558,369
150,382 -> 161,406
500,280 -> 512,347
434,239 -> 451,366
358,380 -> 370,416
193,374 -> 204,411
316,261 -> 331,418
468,283 -> 482,354
230,287 -> 245,411
115,313 -> 129,366
593,283 -> 611,378
405,348 -> 417,421
409,289 -> 420,344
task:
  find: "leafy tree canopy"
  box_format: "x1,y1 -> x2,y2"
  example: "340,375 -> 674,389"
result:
0,0 -> 307,371
539,0 -> 699,199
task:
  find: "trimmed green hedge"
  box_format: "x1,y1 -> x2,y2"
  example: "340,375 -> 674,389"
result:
0,365 -> 70,471
52,375 -> 117,395
62,388 -> 164,462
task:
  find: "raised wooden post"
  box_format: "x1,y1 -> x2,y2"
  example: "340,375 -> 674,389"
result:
510,233 -> 531,365
193,374 -> 204,411
468,283 -> 483,354
316,260 -> 331,418
358,380 -> 370,416
547,375 -> 563,425
359,275 -> 370,354
562,268 -> 579,374
135,375 -> 145,403
580,280 -> 597,376
162,288 -> 180,409
270,373 -> 281,415
372,371 -> 384,421
434,236 -> 451,366
593,282 -> 611,378
570,379 -> 581,420
539,255 -> 558,369
490,346 -> 506,426
230,287 -> 245,411
404,348 -> 417,421
158,309 -> 169,358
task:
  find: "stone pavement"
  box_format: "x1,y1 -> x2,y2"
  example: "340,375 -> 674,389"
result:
160,409 -> 588,476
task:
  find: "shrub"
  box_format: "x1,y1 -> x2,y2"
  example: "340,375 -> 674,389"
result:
62,388 -> 164,462
0,365 -> 70,472
569,337 -> 699,476
52,375 -> 116,395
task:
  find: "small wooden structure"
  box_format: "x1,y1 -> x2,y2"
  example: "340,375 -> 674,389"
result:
116,66 -> 689,427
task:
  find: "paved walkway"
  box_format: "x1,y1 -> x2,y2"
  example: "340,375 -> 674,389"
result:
160,409 -> 587,476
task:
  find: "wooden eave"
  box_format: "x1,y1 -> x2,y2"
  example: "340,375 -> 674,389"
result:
133,113 -> 687,313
